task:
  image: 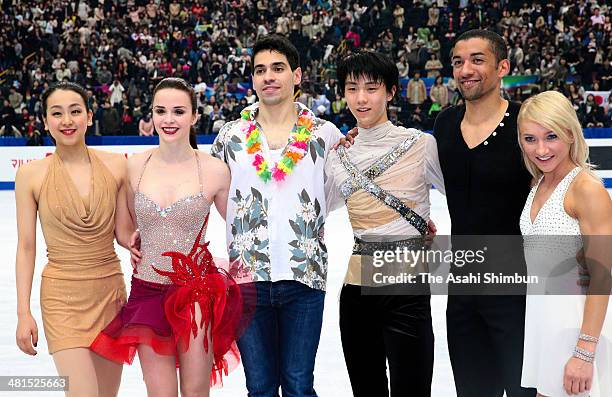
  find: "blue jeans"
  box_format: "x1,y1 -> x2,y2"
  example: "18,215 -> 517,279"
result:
237,281 -> 325,397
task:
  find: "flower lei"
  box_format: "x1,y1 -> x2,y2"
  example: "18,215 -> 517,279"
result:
241,107 -> 315,182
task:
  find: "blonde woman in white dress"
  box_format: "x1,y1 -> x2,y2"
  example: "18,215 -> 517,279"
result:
518,90 -> 612,397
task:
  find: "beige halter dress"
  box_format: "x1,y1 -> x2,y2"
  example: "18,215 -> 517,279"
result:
38,150 -> 126,353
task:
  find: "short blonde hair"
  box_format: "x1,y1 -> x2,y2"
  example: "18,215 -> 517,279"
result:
517,90 -> 598,181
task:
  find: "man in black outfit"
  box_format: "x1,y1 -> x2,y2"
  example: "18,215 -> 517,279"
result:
433,30 -> 535,397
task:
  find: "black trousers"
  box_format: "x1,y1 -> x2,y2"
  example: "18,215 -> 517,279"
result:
339,284 -> 434,397
446,295 -> 537,397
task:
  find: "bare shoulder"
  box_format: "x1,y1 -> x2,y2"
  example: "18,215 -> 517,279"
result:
20,156 -> 53,174
127,149 -> 155,172
90,148 -> 128,185
572,171 -> 608,201
568,170 -> 612,217
198,150 -> 230,177
15,156 -> 52,196
125,149 -> 155,188
90,148 -> 127,170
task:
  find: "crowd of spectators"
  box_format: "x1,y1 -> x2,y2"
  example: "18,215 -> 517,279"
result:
0,0 -> 610,144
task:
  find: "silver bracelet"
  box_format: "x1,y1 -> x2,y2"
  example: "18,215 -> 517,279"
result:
573,346 -> 595,363
579,333 -> 599,344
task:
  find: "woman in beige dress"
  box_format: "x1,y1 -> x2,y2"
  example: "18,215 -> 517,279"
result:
15,81 -> 134,396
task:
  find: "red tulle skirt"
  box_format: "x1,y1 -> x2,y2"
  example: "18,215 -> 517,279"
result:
91,221 -> 254,386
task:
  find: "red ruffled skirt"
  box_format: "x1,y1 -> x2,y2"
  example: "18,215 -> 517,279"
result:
91,226 -> 254,386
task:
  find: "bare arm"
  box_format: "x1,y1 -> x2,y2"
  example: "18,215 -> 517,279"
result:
563,175 -> 612,394
126,153 -> 145,267
573,177 -> 612,347
14,164 -> 40,355
126,154 -> 141,225
211,157 -> 230,220
113,155 -> 135,249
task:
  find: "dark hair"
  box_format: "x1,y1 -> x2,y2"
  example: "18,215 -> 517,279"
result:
336,51 -> 399,97
152,77 -> 198,149
453,29 -> 508,64
41,81 -> 90,117
252,34 -> 300,71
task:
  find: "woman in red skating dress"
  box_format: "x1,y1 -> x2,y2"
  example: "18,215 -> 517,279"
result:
92,77 -> 252,396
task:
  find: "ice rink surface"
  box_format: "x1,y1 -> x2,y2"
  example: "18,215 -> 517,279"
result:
0,189 -> 457,396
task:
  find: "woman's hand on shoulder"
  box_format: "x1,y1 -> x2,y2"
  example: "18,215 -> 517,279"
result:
129,229 -> 141,269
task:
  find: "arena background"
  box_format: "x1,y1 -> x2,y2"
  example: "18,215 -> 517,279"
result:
0,0 -> 610,395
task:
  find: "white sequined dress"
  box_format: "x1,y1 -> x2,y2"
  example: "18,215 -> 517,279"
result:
520,167 -> 612,396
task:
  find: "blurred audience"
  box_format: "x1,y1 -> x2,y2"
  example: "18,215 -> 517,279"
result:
0,0 -> 609,142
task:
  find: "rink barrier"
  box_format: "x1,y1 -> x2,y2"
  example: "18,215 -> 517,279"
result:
0,129 -> 609,147
0,135 -> 218,146
0,130 -> 611,189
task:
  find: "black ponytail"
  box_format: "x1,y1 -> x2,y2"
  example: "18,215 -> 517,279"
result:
189,126 -> 198,149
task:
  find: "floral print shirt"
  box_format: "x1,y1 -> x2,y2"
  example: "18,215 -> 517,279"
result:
211,102 -> 343,291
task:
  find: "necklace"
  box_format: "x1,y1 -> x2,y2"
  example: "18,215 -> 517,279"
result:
241,106 -> 315,182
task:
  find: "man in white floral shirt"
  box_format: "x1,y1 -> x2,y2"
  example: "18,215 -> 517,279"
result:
211,35 -> 343,397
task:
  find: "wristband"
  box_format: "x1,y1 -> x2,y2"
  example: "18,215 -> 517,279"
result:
578,333 -> 599,344
573,346 -> 595,363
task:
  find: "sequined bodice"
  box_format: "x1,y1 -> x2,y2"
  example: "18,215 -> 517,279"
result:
134,192 -> 211,284
520,167 -> 582,237
134,151 -> 212,284
520,167 -> 583,294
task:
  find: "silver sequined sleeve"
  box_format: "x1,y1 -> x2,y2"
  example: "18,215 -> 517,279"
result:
424,134 -> 446,196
